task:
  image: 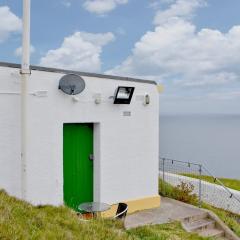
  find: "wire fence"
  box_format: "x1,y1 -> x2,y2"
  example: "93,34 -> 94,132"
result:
159,157 -> 240,215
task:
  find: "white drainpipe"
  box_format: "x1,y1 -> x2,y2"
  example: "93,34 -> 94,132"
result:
21,0 -> 31,199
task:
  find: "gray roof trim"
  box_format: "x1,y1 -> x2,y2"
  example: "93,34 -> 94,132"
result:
0,62 -> 157,85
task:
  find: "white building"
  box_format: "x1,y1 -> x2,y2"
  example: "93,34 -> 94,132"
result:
0,62 -> 160,215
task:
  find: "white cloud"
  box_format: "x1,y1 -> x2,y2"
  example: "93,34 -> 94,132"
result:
154,0 -> 206,25
40,31 -> 115,72
107,0 -> 240,88
0,6 -> 21,43
83,0 -> 128,15
14,45 -> 35,57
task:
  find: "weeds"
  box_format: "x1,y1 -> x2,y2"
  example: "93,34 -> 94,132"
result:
159,179 -> 198,204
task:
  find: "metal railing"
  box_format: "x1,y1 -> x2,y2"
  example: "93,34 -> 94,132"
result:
159,157 -> 240,215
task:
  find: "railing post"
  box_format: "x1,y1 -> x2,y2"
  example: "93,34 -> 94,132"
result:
162,158 -> 165,196
198,164 -> 202,208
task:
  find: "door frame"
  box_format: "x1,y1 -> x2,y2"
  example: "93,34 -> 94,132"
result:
62,122 -> 101,205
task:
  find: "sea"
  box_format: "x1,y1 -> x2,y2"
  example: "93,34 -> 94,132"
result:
159,114 -> 240,179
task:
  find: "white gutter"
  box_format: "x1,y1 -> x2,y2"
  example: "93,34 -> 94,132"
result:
20,0 -> 31,200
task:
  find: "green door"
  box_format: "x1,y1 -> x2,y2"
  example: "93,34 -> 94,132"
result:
63,123 -> 93,211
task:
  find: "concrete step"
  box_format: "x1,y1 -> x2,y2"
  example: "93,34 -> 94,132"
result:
181,212 -> 208,223
197,228 -> 224,238
183,218 -> 216,231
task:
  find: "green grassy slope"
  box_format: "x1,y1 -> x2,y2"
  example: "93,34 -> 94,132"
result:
182,174 -> 240,191
0,190 -> 127,240
0,190 -> 211,240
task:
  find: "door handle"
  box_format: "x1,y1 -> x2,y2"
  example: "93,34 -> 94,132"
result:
89,154 -> 94,161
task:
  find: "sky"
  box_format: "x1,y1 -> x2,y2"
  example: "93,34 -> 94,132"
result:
1,0 -> 240,114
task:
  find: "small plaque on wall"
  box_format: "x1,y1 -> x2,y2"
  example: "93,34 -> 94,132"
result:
123,111 -> 131,116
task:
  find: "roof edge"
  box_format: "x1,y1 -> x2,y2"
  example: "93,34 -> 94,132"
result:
0,62 -> 157,85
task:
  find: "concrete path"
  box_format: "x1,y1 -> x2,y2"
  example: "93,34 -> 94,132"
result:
125,197 -> 203,229
125,197 -> 239,239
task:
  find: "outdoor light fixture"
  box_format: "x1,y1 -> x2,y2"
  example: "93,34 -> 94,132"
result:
113,86 -> 135,104
143,94 -> 150,105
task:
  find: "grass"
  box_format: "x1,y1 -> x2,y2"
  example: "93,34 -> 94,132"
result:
0,189 -> 212,240
0,190 -> 127,240
182,174 -> 240,191
159,179 -> 240,237
127,222 -> 212,240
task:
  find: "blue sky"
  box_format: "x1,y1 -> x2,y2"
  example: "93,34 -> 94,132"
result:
1,0 -> 155,69
1,0 -> 240,114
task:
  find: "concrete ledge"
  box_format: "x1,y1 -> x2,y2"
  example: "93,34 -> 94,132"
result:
204,210 -> 240,240
102,195 -> 161,218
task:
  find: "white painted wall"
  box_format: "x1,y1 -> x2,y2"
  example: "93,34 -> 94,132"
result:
0,67 -> 21,198
0,65 -> 159,206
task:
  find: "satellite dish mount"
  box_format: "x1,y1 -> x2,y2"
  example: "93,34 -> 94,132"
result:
58,74 -> 85,95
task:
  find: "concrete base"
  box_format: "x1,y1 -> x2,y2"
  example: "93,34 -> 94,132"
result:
101,195 -> 161,218
125,197 -> 204,229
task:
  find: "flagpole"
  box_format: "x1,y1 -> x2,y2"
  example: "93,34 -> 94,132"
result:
21,0 -> 31,199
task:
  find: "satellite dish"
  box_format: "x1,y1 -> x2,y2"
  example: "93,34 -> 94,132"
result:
58,74 -> 85,95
